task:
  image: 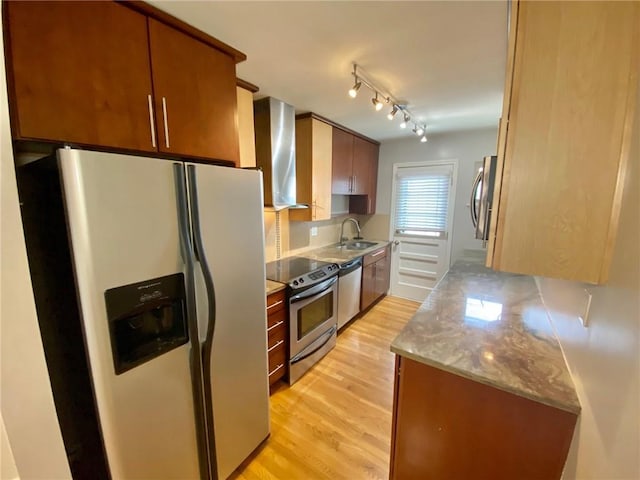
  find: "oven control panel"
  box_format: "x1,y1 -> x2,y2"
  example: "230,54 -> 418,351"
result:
291,263 -> 338,289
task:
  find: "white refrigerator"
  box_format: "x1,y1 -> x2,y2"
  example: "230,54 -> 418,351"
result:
20,148 -> 270,479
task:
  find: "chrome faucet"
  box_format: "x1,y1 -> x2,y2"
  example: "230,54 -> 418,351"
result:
339,217 -> 362,246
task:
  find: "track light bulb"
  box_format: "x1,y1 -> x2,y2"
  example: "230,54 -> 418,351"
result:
416,126 -> 425,136
372,93 -> 383,111
387,105 -> 398,120
348,80 -> 361,98
420,135 -> 427,143
400,114 -> 409,129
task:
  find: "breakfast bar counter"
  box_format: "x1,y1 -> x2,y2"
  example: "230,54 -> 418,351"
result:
389,259 -> 580,479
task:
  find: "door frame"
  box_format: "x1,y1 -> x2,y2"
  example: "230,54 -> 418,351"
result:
388,159 -> 458,298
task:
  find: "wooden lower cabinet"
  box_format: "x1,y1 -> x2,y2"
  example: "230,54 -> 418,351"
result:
390,356 -> 578,480
266,290 -> 288,387
360,245 -> 391,311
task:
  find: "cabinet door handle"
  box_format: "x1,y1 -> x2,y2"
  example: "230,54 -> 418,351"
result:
371,249 -> 385,257
353,175 -> 357,192
269,363 -> 284,377
161,97 -> 170,148
267,299 -> 283,311
147,95 -> 156,148
268,339 -> 284,353
267,320 -> 284,332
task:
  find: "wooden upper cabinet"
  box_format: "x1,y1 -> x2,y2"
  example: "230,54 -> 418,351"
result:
349,139 -> 379,214
4,1 -> 243,164
331,127 -> 353,194
351,136 -> 371,195
148,19 -> 239,164
4,1 -> 155,152
290,117 -> 333,222
487,0 -> 639,284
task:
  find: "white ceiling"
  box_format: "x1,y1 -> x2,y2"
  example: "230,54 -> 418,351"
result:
150,1 -> 508,142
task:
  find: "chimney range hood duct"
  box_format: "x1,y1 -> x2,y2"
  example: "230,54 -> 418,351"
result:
254,97 -> 306,211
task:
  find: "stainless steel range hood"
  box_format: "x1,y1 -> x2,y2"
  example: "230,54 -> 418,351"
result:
254,97 -> 306,211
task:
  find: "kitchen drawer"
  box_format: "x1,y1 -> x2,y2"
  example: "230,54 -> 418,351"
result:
268,342 -> 286,385
363,246 -> 387,267
266,290 -> 286,315
267,319 -> 286,348
267,305 -> 286,329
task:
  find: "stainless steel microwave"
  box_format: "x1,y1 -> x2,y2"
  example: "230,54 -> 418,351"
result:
470,155 -> 498,245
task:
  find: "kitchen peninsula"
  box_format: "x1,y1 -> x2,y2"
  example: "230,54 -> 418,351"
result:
389,258 -> 580,479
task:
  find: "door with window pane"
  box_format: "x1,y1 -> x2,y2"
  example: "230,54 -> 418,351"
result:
389,162 -> 457,301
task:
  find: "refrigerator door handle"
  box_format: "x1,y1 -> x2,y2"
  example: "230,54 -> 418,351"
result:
174,163 -> 212,480
186,164 -> 219,480
470,170 -> 481,229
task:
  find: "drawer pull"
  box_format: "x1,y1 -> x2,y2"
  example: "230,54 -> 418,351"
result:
267,299 -> 284,311
268,340 -> 284,353
268,363 -> 284,377
267,320 -> 284,332
371,249 -> 385,257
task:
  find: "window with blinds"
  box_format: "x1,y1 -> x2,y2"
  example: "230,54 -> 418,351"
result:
393,165 -> 453,238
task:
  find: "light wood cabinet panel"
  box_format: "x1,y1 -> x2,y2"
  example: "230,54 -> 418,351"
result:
331,127 -> 353,194
488,0 -> 639,283
236,86 -> 256,168
390,357 -> 577,479
148,19 -> 239,164
4,1 -> 155,152
290,117 -> 333,221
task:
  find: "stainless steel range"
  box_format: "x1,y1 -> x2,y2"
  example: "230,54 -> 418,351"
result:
265,257 -> 339,384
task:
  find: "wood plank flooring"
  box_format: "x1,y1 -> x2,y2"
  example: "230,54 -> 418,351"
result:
231,295 -> 420,480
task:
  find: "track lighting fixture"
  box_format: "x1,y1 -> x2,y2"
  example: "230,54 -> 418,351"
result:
348,79 -> 361,98
387,105 -> 398,120
372,93 -> 384,111
348,63 -> 428,143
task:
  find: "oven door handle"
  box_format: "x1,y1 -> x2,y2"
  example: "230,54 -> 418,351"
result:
290,275 -> 338,303
290,325 -> 337,365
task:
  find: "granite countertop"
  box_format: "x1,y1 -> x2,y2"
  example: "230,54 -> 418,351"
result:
391,260 -> 581,414
266,279 -> 286,296
300,239 -> 390,265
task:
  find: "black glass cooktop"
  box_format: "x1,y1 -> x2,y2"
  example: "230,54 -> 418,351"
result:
266,256 -> 339,290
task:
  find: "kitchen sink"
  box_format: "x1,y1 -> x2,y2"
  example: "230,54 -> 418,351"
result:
345,241 -> 377,250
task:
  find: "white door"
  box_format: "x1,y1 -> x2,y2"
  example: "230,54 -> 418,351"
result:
389,161 -> 457,302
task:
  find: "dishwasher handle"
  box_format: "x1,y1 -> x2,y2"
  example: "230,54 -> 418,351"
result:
339,258 -> 363,276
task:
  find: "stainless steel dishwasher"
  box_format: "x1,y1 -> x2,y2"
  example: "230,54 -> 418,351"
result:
337,258 -> 362,329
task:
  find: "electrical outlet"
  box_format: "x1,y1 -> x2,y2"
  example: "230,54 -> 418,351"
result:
579,289 -> 593,327
310,226 -> 318,237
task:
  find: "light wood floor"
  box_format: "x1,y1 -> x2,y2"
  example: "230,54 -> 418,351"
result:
232,295 -> 420,480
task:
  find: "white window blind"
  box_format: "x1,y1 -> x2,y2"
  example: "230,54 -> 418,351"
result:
394,165 -> 453,237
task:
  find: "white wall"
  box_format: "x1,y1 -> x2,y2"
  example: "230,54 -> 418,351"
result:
361,126 -> 498,263
0,22 -> 71,480
538,78 -> 640,479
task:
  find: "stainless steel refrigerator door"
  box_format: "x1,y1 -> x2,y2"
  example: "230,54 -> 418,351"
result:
58,149 -> 200,479
188,163 -> 270,480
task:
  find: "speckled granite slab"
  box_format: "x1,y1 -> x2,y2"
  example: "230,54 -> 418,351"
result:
266,279 -> 286,296
301,240 -> 390,265
391,260 -> 581,414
